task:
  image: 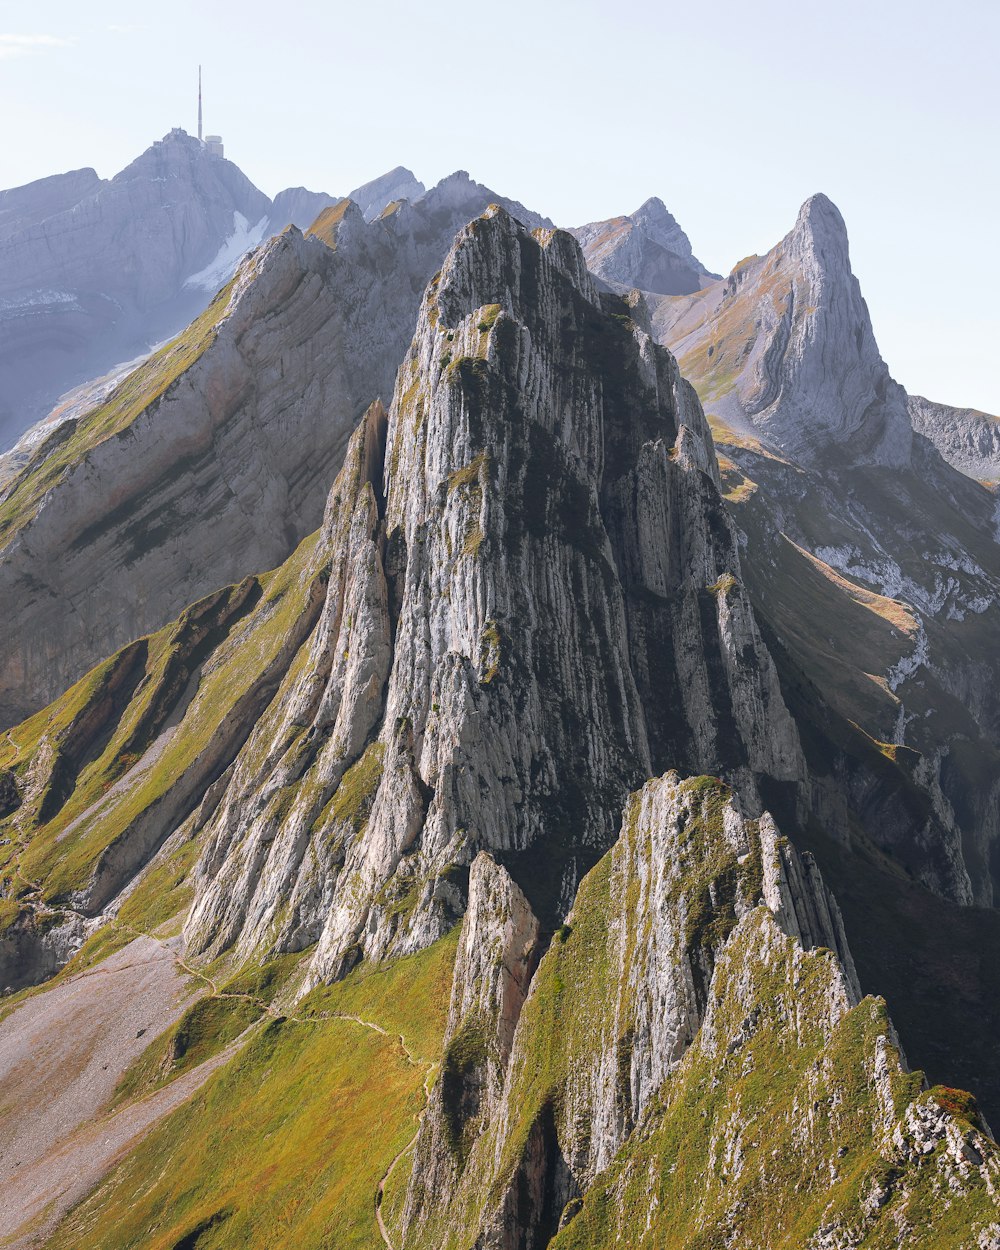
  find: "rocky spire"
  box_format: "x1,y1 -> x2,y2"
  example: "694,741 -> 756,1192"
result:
183,205 -> 803,986
655,193 -> 914,467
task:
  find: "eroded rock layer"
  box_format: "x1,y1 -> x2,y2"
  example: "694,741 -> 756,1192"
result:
402,773 -> 999,1249
183,206 -> 802,985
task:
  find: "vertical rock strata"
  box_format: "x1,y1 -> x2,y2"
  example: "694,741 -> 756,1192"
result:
184,206 -> 803,984
0,170 -> 551,732
402,774 -> 999,1249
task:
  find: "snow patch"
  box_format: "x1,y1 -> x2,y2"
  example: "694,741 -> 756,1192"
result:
0,290 -> 80,317
887,623 -> 929,693
183,212 -> 269,293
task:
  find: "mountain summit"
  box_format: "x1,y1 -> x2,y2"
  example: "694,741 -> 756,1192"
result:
653,192 -> 913,466
0,131 -> 343,449
570,196 -> 715,296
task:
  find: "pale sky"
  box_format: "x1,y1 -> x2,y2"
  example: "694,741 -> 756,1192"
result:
1,0 -> 997,412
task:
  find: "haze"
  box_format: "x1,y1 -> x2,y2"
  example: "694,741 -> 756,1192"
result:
1,0 -> 996,412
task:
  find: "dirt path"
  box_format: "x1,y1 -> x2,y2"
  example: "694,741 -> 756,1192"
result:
0,920 -> 436,1250
374,1062 -> 436,1250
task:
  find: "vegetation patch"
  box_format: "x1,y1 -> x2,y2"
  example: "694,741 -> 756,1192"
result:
50,930 -> 459,1250
324,741 -> 386,834
447,451 -> 489,493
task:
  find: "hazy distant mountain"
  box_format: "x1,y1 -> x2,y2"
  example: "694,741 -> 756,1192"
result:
0,133 -> 368,450
570,195 -> 717,295
269,185 -> 341,231
347,165 -> 426,220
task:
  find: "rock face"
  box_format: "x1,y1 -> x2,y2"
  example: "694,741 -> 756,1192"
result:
268,185 -> 341,232
402,772 -> 1000,1249
2,179 -> 1000,1248
0,132 -> 343,450
0,131 -> 273,446
651,191 -> 1000,905
183,206 -> 802,992
0,228 -> 356,729
651,192 -> 1000,1119
0,170 -> 559,730
0,167 -> 103,240
570,196 -> 714,296
346,165 -> 425,220
654,193 -> 913,467
909,393 -> 1000,482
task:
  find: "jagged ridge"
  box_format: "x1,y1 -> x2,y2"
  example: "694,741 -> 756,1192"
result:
182,205 -> 801,989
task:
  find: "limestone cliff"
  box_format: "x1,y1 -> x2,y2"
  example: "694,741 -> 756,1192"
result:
909,393 -> 1000,482
183,206 -> 802,987
651,193 -> 1000,1119
0,187 -> 998,1250
0,169 -> 555,731
654,193 -> 913,467
401,773 -> 999,1249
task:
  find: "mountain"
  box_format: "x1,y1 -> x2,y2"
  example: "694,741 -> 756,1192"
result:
2,207 -> 998,1248
183,207 -> 799,979
0,133 -> 409,452
570,195 -> 717,296
909,393 -> 1000,482
650,190 -> 1000,1122
0,168 -> 553,732
0,131 -> 271,447
652,194 -> 913,466
2,152 -> 1000,1247
347,165 -> 426,220
269,184 -> 341,231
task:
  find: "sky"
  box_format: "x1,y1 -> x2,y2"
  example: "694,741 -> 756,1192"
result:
1,0 -> 997,412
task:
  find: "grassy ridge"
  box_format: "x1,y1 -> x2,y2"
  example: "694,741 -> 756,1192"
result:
0,531 -> 320,914
0,278 -> 237,550
552,912 -> 995,1248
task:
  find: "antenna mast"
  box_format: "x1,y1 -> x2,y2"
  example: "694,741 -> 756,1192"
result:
198,65 -> 203,143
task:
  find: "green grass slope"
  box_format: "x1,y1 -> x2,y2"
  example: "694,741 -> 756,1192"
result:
48,930 -> 456,1250
0,280 -> 238,552
0,526 -> 324,972
552,911 -> 998,1248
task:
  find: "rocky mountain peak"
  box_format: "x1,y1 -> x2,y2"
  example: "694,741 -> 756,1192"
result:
269,185 -> 341,232
654,193 -> 913,467
570,196 -> 713,297
785,190 -> 855,273
181,202 -> 801,985
630,195 -> 702,269
433,204 -> 600,325
417,171 -> 552,230
346,165 -> 425,221
0,130 -> 275,447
